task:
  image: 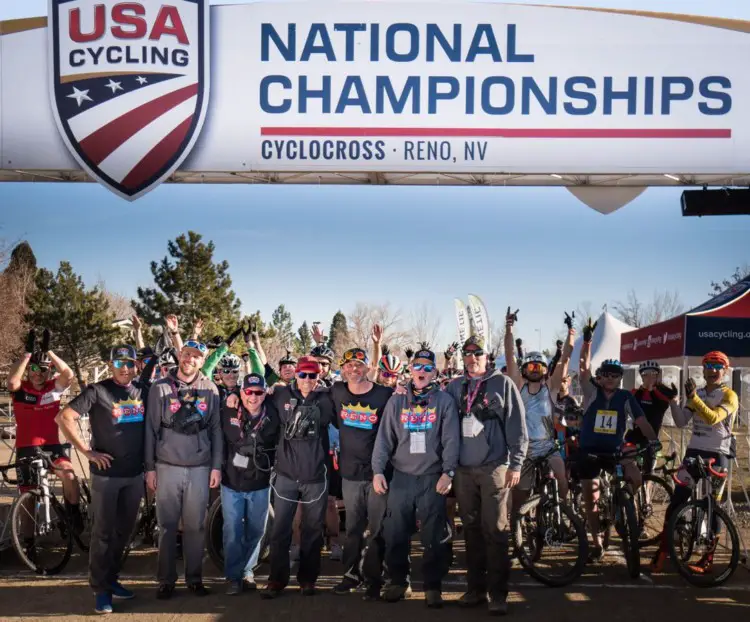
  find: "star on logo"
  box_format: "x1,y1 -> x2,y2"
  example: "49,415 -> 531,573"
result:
66,86 -> 92,107
105,79 -> 123,94
135,76 -> 148,85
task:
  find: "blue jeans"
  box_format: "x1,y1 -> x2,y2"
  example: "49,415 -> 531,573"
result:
221,485 -> 271,581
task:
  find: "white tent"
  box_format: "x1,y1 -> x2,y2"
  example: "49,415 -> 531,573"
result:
568,312 -> 636,373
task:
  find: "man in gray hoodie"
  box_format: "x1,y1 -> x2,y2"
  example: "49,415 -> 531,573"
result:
445,335 -> 527,616
145,340 -> 222,599
372,347 -> 459,608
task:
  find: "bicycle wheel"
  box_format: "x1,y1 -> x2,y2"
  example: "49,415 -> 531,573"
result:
636,475 -> 673,547
11,492 -> 73,575
206,496 -> 224,572
257,502 -> 274,564
513,495 -> 588,587
666,500 -> 740,587
72,479 -> 92,553
616,489 -> 640,579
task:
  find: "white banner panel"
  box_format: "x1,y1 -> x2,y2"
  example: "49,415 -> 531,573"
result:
1,2 -> 750,199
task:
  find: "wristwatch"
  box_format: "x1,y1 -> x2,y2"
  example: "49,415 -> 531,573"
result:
444,470 -> 455,479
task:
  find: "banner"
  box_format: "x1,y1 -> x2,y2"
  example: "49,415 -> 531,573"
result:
620,315 -> 686,364
467,294 -> 490,349
685,316 -> 750,357
454,298 -> 470,345
1,2 -> 749,199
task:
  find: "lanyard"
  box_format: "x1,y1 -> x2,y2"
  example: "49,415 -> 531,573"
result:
466,378 -> 484,414
240,405 -> 266,435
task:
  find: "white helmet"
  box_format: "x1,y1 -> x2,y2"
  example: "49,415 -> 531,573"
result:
521,351 -> 547,368
638,360 -> 660,374
219,353 -> 242,371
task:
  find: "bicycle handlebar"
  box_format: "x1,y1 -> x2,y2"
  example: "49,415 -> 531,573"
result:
672,455 -> 727,487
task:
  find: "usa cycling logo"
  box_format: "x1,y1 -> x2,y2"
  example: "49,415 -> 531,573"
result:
48,0 -> 210,200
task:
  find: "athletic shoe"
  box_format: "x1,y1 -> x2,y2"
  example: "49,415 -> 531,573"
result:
333,576 -> 361,594
301,583 -> 317,596
226,581 -> 243,596
261,583 -> 285,600
382,584 -> 408,603
94,593 -> 113,614
188,583 -> 211,597
488,593 -> 509,616
156,585 -> 174,600
458,590 -> 487,608
111,582 -> 135,600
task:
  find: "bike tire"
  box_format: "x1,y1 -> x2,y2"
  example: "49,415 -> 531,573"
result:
206,496 -> 224,572
513,496 -> 589,587
666,500 -> 740,588
11,492 -> 73,576
616,489 -> 640,579
72,479 -> 92,553
637,475 -> 673,547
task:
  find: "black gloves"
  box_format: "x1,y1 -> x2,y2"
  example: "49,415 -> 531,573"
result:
564,311 -> 575,330
226,325 -> 243,347
41,329 -> 51,353
685,378 -> 697,400
25,330 -> 36,354
657,382 -> 679,400
404,347 -> 414,360
583,317 -> 598,343
207,335 -> 223,350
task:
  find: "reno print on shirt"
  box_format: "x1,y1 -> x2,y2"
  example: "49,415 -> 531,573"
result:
400,405 -> 438,432
340,402 -> 380,430
111,397 -> 145,424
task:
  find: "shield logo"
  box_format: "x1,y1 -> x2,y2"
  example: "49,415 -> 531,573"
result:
48,0 -> 210,201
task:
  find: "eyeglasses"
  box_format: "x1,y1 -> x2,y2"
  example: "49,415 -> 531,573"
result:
524,363 -> 546,373
183,340 -> 207,354
297,372 -> 319,380
704,363 -> 726,371
221,368 -> 239,374
243,388 -> 265,396
380,371 -> 398,379
462,349 -> 485,357
113,360 -> 136,369
600,371 -> 622,379
29,364 -> 49,373
343,349 -> 367,362
412,364 -> 436,373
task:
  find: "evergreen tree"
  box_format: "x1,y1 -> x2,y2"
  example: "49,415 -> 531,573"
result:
271,304 -> 294,349
328,310 -> 350,357
295,320 -> 313,355
27,261 -> 121,387
134,231 -> 241,341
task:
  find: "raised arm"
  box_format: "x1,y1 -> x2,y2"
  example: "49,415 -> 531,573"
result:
579,316 -> 597,385
504,307 -> 522,388
131,315 -> 145,350
166,315 -> 183,353
369,324 -> 382,382
549,322 -> 576,395
685,380 -> 738,426
47,350 -> 75,392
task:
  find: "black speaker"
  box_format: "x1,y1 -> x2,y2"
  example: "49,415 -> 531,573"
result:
681,189 -> 750,217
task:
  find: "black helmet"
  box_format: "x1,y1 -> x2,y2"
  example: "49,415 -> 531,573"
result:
279,350 -> 298,366
310,344 -> 335,363
30,351 -> 51,368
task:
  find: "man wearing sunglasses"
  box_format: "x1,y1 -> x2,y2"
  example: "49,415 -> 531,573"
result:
330,348 -> 394,599
444,336 -> 527,616
578,342 -> 657,563
7,330 -> 80,526
310,344 -> 337,387
376,346 -> 402,389
220,373 -> 280,594
145,339 -> 223,599
651,351 -> 738,573
57,345 -> 150,614
372,347 -> 459,608
262,356 -> 336,599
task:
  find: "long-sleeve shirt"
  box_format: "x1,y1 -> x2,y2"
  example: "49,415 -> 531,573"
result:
671,385 -> 738,455
144,371 -> 222,471
372,385 -> 459,477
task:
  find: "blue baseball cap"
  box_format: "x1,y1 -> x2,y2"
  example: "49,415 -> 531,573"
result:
242,373 -> 267,391
110,344 -> 137,361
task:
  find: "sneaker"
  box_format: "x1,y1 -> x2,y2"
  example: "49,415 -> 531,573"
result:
94,593 -> 113,614
261,583 -> 285,600
111,582 -> 135,600
301,583 -> 317,596
383,584 -> 408,603
362,584 -> 381,601
425,590 -> 443,609
587,545 -> 605,564
333,576 -> 361,595
330,543 -> 344,562
290,544 -> 300,562
488,593 -> 509,616
156,585 -> 174,600
458,590 -> 488,608
226,581 -> 243,596
242,577 -> 257,591
188,583 -> 211,597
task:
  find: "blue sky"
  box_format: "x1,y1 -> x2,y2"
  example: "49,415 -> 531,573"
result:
1,0 -> 749,351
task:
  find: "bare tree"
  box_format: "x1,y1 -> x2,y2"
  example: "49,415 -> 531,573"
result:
409,302 -> 442,347
574,300 -> 596,330
613,289 -> 684,328
348,302 -> 409,351
709,264 -> 750,296
97,279 -> 135,321
613,290 -> 644,327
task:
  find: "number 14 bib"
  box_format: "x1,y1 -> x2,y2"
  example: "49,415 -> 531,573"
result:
594,410 -> 618,435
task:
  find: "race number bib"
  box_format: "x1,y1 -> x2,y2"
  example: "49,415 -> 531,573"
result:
410,432 -> 426,454
594,410 -> 618,435
462,414 -> 484,438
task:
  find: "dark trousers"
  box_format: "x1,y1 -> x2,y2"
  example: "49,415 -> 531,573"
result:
341,478 -> 387,587
89,473 -> 143,594
454,462 -> 512,597
384,470 -> 449,591
268,474 -> 327,586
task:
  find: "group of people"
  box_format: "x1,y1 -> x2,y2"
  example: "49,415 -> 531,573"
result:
5,308 -> 740,616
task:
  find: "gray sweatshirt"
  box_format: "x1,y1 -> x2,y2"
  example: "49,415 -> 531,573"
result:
445,369 -> 528,470
144,371 -> 222,471
372,384 -> 459,477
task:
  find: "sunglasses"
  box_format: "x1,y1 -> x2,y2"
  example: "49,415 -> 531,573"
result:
704,363 -> 726,371
380,371 -> 398,379
243,388 -> 265,396
221,368 -> 239,374
297,372 -> 319,380
412,363 -> 436,372
600,371 -> 622,379
524,363 -> 546,373
462,349 -> 485,357
29,364 -> 49,373
183,340 -> 207,354
113,360 -> 136,369
343,350 -> 367,362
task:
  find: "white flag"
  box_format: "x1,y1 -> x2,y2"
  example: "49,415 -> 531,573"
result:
454,298 -> 470,344
467,294 -> 491,350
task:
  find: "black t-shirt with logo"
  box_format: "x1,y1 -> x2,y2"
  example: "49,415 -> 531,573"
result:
68,379 -> 147,478
332,382 -> 394,481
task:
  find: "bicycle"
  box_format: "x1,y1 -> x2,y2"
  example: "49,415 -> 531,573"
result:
121,483 -> 158,566
513,441 -> 588,587
0,447 -> 91,575
666,455 -> 740,587
633,449 -> 674,547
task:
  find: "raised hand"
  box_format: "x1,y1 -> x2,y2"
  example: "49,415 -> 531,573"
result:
25,329 -> 36,354
192,318 -> 204,338
312,322 -> 326,345
372,323 -> 383,344
131,314 -> 142,331
685,378 -> 697,400
506,306 -> 519,326
404,347 -> 414,360
564,311 -> 575,330
41,328 -> 51,353
583,317 -> 598,343
166,314 -> 179,333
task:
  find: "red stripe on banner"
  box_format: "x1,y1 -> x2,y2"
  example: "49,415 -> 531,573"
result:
260,127 -> 731,139
121,116 -> 192,190
79,84 -> 198,165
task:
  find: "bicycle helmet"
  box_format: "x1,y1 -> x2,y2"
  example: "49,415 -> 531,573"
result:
158,348 -> 178,370
279,350 -> 297,366
600,359 -> 624,374
702,351 -> 730,368
638,360 -> 660,374
30,351 -> 51,368
219,353 -> 241,371
521,351 -> 547,369
378,345 -> 402,374
310,344 -> 335,363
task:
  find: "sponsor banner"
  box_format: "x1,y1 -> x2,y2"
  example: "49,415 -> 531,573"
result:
467,294 -> 491,350
688,277 -> 750,317
454,298 -> 470,344
620,315 -> 686,363
685,316 -> 750,357
1,2 -> 750,199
